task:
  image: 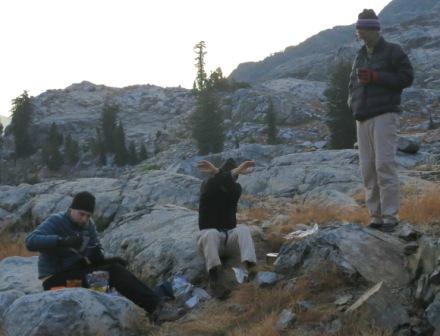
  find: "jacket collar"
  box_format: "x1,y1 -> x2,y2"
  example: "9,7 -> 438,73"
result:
360,36 -> 386,55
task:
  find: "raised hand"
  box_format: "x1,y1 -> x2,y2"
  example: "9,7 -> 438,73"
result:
197,160 -> 219,175
233,160 -> 256,176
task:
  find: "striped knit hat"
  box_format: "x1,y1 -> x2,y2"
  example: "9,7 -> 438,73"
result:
356,9 -> 380,31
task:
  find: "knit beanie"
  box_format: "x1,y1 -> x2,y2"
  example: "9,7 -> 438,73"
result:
219,158 -> 238,173
356,9 -> 381,31
70,191 -> 95,213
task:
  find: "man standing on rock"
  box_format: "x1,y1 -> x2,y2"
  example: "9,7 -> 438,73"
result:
348,9 -> 413,232
197,158 -> 257,298
26,191 -> 183,324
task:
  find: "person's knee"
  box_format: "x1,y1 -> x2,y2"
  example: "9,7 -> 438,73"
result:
235,225 -> 251,237
200,229 -> 219,242
376,162 -> 397,185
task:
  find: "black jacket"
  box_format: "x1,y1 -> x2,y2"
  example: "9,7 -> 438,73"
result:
198,171 -> 241,231
348,37 -> 413,121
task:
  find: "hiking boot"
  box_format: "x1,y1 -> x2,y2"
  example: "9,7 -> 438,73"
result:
367,222 -> 383,229
209,282 -> 231,300
151,301 -> 185,325
378,222 -> 398,233
244,261 -> 257,280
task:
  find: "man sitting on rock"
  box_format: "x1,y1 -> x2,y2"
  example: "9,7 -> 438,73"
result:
26,191 -> 182,324
197,159 -> 257,298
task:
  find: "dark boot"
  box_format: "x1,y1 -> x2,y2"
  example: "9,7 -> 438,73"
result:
208,266 -> 230,300
150,300 -> 185,325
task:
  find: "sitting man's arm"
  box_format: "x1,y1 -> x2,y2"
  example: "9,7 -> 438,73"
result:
26,215 -> 82,252
83,219 -> 105,265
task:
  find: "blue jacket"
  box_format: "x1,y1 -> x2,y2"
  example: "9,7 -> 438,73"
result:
26,210 -> 103,279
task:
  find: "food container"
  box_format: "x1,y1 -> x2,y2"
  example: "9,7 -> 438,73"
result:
266,252 -> 279,265
87,271 -> 109,292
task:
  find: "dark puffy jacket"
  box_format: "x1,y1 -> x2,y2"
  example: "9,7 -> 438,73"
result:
198,171 -> 241,231
348,37 -> 413,121
26,211 -> 103,279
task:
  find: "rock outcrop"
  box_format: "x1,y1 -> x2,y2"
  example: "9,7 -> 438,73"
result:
2,288 -> 148,336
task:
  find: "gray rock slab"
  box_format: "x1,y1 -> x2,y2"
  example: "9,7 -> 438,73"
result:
0,289 -> 24,318
398,135 -> 421,154
2,288 -> 147,336
101,205 -> 205,285
426,293 -> 440,332
116,170 -> 201,219
346,282 -> 409,332
256,272 -> 279,287
276,309 -> 297,331
0,257 -> 41,294
275,224 -> 410,287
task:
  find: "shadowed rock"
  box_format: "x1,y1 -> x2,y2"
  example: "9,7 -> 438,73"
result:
2,288 -> 148,336
275,223 -> 410,287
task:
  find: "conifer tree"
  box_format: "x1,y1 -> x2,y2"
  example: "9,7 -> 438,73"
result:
114,121 -> 128,166
48,122 -> 63,146
101,104 -> 119,153
191,41 -> 224,155
65,134 -> 79,164
325,61 -> 356,149
10,91 -> 34,158
138,143 -> 148,161
0,123 -> 3,150
128,141 -> 138,165
265,98 -> 278,145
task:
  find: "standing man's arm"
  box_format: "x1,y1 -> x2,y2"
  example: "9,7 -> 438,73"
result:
347,55 -> 359,109
374,45 -> 413,89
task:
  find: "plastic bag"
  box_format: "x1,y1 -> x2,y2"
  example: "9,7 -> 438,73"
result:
86,271 -> 109,292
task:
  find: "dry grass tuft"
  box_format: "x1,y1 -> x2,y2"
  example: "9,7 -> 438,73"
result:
151,283 -> 296,336
400,186 -> 440,226
336,312 -> 392,336
288,203 -> 370,226
228,314 -> 279,336
267,203 -> 369,240
0,233 -> 36,260
239,207 -> 273,222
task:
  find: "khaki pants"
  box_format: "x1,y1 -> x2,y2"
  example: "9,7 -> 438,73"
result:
357,112 -> 400,224
197,225 -> 257,272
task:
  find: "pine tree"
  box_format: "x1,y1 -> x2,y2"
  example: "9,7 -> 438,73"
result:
325,61 -> 356,149
90,128 -> 107,165
191,41 -> 224,155
101,104 -> 119,153
48,122 -> 63,146
10,91 -> 34,158
265,98 -> 278,145
65,134 -> 79,164
138,143 -> 148,161
193,41 -> 207,92
0,123 -> 3,150
114,121 -> 128,166
127,141 -> 138,165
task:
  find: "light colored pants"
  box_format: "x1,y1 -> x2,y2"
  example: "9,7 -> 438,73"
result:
197,225 -> 257,272
357,112 -> 400,224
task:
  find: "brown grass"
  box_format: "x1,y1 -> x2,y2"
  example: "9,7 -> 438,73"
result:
0,233 -> 36,260
150,283 -> 296,336
336,312 -> 392,336
239,207 -> 273,222
266,203 -> 370,243
228,314 -> 279,336
400,186 -> 440,226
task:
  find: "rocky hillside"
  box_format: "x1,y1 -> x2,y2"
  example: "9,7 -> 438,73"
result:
1,135 -> 440,334
230,0 -> 440,89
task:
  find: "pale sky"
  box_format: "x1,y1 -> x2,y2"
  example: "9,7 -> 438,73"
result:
0,0 -> 392,118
